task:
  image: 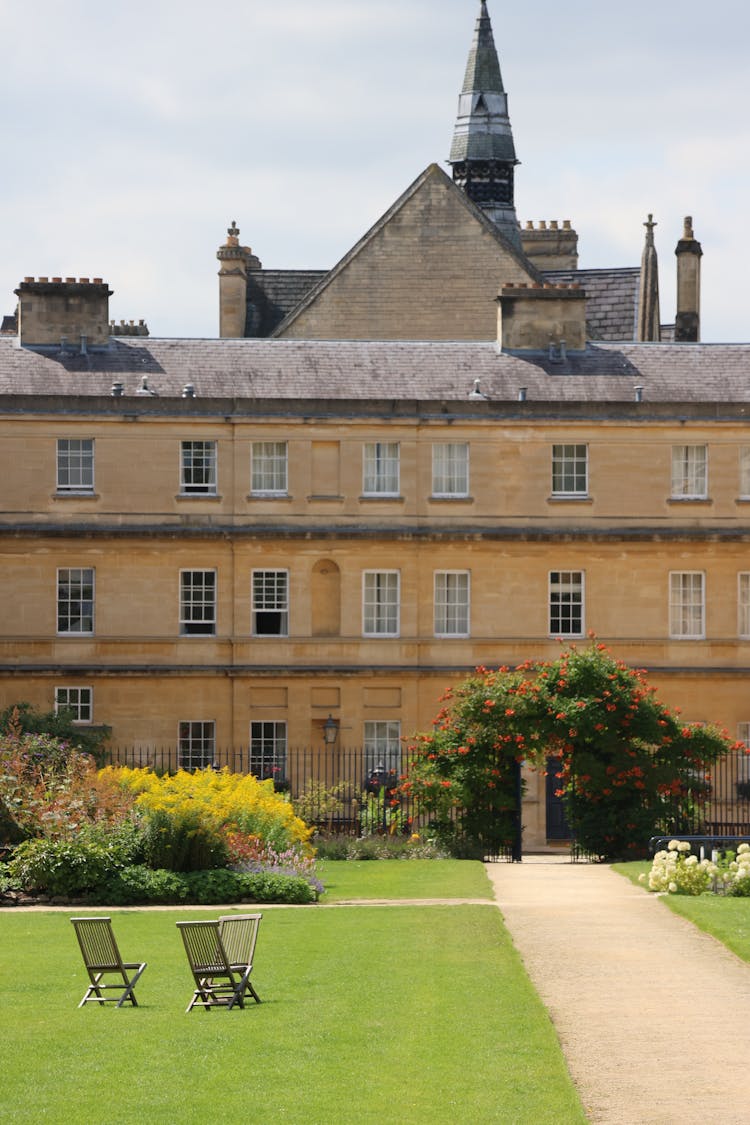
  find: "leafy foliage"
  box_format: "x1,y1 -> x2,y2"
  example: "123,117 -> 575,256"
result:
88,865 -> 317,905
7,821 -> 143,897
103,765 -> 313,872
404,642 -> 739,860
401,665 -> 533,857
0,702 -> 109,760
0,715 -> 132,846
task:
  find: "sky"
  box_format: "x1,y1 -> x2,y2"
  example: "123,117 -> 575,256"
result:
1,0 -> 748,341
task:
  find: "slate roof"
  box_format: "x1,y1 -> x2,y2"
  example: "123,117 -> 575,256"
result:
543,268 -> 640,342
1,337 -> 749,406
245,269 -> 327,337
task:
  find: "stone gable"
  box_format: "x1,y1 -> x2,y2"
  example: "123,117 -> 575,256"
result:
274,165 -> 539,341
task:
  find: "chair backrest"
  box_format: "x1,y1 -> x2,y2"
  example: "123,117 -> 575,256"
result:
176,920 -> 231,974
218,914 -> 262,968
70,917 -> 123,971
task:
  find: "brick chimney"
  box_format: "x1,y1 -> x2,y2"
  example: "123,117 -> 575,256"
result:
14,277 -> 113,348
497,282 -> 587,352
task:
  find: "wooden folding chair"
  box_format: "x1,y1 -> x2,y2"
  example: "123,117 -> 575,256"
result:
218,913 -> 262,1004
70,916 -> 147,1008
176,920 -> 249,1012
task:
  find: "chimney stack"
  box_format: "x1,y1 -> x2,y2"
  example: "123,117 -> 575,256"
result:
675,216 -> 702,342
217,220 -> 260,338
14,277 -> 112,348
496,283 -> 587,352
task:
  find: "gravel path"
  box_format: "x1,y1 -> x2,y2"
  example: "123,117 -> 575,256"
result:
485,859 -> 750,1125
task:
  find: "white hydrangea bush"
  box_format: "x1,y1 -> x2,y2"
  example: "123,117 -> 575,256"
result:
640,840 -> 750,896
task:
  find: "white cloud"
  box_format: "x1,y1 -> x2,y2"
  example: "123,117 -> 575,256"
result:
2,0 -> 749,340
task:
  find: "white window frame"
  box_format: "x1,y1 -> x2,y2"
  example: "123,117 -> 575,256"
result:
57,568 -> 95,635
251,569 -> 289,636
363,570 -> 400,637
180,440 -> 217,495
250,720 -> 287,781
178,721 -> 216,770
549,571 -> 584,637
54,686 -> 93,724
434,571 -> 470,637
740,447 -> 750,498
179,569 -> 217,636
57,438 -> 94,493
669,571 -> 705,639
363,720 -> 402,775
363,442 -> 400,496
551,444 -> 588,497
671,445 -> 708,499
739,573 -> 750,639
251,441 -> 288,496
432,443 -> 469,498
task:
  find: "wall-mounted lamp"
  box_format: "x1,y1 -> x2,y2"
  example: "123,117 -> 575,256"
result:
323,714 -> 340,746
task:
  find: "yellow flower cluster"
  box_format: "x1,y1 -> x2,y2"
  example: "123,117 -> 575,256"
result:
99,765 -> 313,852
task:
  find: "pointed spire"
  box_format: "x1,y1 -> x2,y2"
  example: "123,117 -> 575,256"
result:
449,2 -> 520,249
637,214 -> 661,342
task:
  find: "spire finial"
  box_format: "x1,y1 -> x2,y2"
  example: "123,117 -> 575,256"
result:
448,1 -> 521,250
638,214 -> 661,342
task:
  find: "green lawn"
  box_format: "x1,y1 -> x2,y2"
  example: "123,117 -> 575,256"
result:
610,860 -> 650,888
0,864 -> 586,1124
612,860 -> 750,964
317,857 -> 495,902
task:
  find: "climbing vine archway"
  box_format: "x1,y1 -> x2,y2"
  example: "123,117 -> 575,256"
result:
401,643 -> 739,860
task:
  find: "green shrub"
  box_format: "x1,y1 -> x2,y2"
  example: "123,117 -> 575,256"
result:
90,865 -> 188,905
7,820 -> 143,897
0,861 -> 20,894
314,834 -> 449,860
184,868 -> 317,904
93,866 -> 317,905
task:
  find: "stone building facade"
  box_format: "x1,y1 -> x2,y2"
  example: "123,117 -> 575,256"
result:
0,3 -> 735,849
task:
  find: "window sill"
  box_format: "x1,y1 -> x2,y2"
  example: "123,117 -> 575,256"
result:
667,497 -> 712,505
53,491 -> 99,500
246,493 -> 292,501
176,493 -> 222,501
359,495 -> 405,503
547,495 -> 592,504
429,495 -> 474,503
